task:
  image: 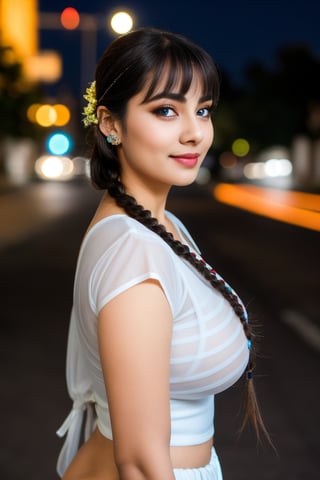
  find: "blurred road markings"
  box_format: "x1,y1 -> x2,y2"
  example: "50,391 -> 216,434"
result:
213,183 -> 320,231
281,309 -> 320,353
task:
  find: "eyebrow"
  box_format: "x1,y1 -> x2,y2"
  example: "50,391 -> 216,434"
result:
142,92 -> 213,104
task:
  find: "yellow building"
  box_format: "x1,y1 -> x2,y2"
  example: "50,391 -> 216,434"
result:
0,0 -> 61,82
0,0 -> 38,59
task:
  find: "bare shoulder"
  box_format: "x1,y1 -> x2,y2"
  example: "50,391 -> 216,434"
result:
87,193 -> 125,231
99,279 -> 172,339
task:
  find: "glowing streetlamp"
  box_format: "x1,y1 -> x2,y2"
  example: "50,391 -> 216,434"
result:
110,11 -> 133,34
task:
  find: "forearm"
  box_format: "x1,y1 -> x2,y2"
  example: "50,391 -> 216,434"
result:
117,462 -> 175,480
115,447 -> 175,480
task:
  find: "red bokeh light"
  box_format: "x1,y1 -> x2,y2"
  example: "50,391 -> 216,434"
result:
60,7 -> 80,30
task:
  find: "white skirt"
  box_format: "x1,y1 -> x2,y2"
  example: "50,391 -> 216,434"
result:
173,447 -> 223,480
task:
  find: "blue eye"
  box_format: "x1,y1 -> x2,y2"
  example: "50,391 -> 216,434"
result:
154,106 -> 176,117
197,107 -> 212,118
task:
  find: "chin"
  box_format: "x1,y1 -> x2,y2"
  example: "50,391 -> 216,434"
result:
172,172 -> 200,187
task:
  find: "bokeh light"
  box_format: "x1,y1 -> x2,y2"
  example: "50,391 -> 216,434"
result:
52,104 -> 71,126
35,104 -> 57,127
232,138 -> 250,157
47,133 -> 72,155
27,103 -> 70,127
110,11 -> 133,34
24,51 -> 62,83
243,159 -> 293,180
243,162 -> 267,180
60,7 -> 80,30
265,158 -> 293,177
35,155 -> 74,181
219,151 -> 238,169
27,103 -> 41,123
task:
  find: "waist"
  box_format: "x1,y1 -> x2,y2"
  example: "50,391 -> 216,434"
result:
171,438 -> 214,468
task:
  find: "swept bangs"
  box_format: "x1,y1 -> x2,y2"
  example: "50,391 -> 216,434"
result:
142,42 -> 220,106
96,28 -> 220,117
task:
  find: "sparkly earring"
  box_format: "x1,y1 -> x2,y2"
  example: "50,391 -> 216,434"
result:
106,134 -> 121,146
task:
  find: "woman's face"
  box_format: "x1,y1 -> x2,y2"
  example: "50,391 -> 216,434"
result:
115,71 -> 214,195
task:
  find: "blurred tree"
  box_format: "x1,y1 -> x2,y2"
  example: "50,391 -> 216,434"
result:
213,69 -> 241,152
214,44 -> 320,155
274,45 -> 320,138
0,45 -> 45,140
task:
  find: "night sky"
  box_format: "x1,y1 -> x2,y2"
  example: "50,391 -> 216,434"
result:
38,0 -> 320,98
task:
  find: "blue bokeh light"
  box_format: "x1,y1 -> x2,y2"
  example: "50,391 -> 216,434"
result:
47,132 -> 72,155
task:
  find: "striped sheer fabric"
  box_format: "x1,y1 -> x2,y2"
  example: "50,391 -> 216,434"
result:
56,212 -> 248,475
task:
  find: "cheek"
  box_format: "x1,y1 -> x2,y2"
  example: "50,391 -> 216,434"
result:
208,124 -> 214,146
131,122 -> 170,151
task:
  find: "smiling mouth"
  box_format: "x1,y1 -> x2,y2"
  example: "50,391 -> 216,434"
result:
170,154 -> 200,167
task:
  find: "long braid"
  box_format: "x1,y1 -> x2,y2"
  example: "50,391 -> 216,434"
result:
103,174 -> 272,443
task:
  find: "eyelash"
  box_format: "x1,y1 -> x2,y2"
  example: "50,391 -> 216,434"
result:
153,104 -> 213,118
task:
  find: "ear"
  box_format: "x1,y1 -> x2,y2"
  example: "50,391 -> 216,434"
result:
97,106 -> 121,138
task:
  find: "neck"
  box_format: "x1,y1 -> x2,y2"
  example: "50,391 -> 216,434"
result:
121,178 -> 171,224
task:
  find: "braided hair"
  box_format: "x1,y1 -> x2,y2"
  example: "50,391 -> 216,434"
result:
88,28 -> 271,442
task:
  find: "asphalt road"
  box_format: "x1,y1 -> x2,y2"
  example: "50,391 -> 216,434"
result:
0,179 -> 319,480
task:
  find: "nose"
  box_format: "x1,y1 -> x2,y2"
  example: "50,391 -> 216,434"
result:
179,114 -> 204,145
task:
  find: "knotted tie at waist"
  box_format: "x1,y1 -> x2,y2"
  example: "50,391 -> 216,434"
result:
56,398 -> 96,477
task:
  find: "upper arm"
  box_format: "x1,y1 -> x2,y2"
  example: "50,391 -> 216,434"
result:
98,279 -> 174,474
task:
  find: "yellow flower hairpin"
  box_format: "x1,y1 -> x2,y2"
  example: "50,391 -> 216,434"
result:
82,81 -> 98,127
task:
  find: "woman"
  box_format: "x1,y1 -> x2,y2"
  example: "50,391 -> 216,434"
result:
56,27 -> 267,480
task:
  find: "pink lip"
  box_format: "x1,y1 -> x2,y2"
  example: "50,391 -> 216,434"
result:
170,153 -> 200,167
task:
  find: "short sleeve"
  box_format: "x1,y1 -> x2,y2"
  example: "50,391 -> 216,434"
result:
89,224 -> 182,317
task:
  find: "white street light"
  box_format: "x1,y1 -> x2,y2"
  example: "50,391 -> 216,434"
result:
110,11 -> 133,34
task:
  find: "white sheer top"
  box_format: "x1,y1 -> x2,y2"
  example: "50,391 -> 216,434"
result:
56,212 -> 249,477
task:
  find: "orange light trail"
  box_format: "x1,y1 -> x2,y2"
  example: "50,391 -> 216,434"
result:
213,183 -> 320,232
